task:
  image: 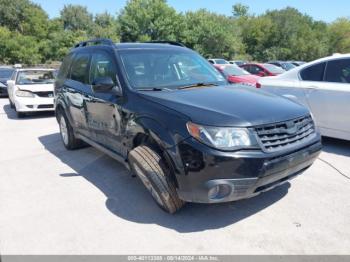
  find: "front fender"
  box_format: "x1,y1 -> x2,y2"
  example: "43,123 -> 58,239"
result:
55,96 -> 74,127
126,116 -> 189,176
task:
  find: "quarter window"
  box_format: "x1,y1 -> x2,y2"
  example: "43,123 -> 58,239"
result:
57,53 -> 73,80
325,59 -> 350,84
300,62 -> 326,81
70,53 -> 90,84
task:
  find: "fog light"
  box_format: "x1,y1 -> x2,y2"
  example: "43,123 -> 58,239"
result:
208,184 -> 232,200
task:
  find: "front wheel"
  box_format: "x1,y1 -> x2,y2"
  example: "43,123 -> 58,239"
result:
9,99 -> 14,109
58,111 -> 85,150
129,145 -> 185,214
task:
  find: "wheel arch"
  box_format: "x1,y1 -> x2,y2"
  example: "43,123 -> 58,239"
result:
129,117 -> 184,188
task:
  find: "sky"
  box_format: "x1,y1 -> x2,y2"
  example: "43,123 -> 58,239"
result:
31,0 -> 350,23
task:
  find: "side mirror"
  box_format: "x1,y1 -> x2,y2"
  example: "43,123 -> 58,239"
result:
92,77 -> 116,93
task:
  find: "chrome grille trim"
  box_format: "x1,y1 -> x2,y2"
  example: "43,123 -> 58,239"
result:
255,115 -> 316,152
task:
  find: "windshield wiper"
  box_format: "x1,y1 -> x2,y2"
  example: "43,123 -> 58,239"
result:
137,87 -> 172,91
177,82 -> 219,90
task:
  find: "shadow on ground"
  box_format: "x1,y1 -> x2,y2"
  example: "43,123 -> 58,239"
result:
39,132 -> 291,233
2,103 -> 54,120
322,137 -> 350,157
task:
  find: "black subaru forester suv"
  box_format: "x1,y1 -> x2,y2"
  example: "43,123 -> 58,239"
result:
55,39 -> 322,213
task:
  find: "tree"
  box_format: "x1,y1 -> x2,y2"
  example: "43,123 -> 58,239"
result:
60,4 -> 93,31
329,18 -> 350,54
0,26 -> 12,63
232,3 -> 249,18
0,0 -> 48,37
240,7 -> 330,61
118,0 -> 184,42
183,9 -> 245,59
93,12 -> 120,41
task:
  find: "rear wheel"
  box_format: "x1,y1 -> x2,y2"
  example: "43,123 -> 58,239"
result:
129,145 -> 185,214
58,110 -> 85,150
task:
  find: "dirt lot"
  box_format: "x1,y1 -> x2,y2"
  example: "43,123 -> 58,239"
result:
0,98 -> 349,255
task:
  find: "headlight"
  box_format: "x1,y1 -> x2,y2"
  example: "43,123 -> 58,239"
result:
15,90 -> 35,97
187,122 -> 257,150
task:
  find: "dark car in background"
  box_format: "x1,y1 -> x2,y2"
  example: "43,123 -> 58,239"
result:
268,61 -> 296,71
241,63 -> 286,77
55,39 -> 322,213
0,67 -> 15,97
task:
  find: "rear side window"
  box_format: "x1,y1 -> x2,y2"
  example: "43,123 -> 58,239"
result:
300,62 -> 326,81
325,59 -> 350,84
57,54 -> 73,80
70,53 -> 90,84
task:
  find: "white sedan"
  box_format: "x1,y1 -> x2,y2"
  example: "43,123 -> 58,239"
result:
258,54 -> 350,141
7,68 -> 55,118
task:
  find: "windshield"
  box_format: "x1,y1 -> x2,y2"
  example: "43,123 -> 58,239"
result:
263,64 -> 286,74
222,65 -> 250,76
120,49 -> 227,90
215,59 -> 229,64
16,70 -> 55,85
0,68 -> 14,79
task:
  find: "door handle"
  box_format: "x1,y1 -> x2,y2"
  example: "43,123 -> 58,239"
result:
305,86 -> 317,90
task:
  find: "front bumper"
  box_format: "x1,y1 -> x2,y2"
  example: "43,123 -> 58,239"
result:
174,136 -> 322,203
14,96 -> 54,112
0,86 -> 8,96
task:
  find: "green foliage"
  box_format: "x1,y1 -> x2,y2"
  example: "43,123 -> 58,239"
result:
232,3 -> 249,18
93,12 -> 120,41
118,0 -> 184,42
60,4 -> 93,31
329,18 -> 350,53
0,0 -> 349,65
183,9 -> 245,59
0,0 -> 48,37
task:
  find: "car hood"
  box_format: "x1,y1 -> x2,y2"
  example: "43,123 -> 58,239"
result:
17,84 -> 54,92
139,85 -> 309,127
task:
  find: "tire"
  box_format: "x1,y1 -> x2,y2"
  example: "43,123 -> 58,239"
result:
16,111 -> 25,118
57,110 -> 85,150
129,145 -> 185,214
9,99 -> 14,109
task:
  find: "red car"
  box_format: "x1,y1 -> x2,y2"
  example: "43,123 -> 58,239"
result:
214,64 -> 260,86
240,63 -> 285,77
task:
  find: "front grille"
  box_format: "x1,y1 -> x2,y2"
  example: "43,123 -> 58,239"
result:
255,115 -> 316,153
38,104 -> 54,109
34,91 -> 54,98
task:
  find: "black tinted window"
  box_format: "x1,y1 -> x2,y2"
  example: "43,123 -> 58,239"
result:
89,52 -> 117,84
70,53 -> 90,84
300,62 -> 326,81
0,68 -> 14,79
325,59 -> 350,84
250,65 -> 263,74
58,54 -> 73,80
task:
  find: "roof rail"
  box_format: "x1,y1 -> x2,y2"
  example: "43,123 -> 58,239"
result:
74,38 -> 115,49
144,41 -> 186,47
